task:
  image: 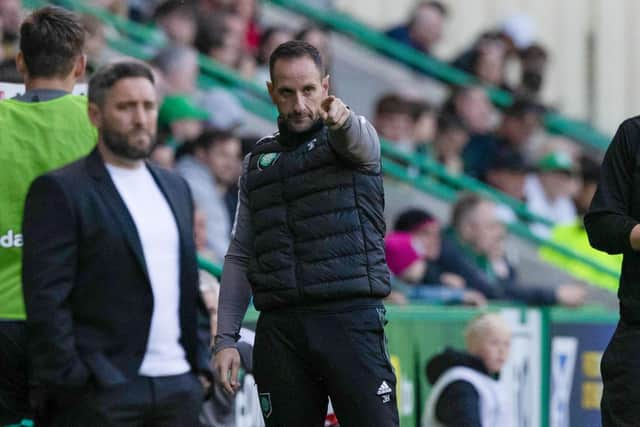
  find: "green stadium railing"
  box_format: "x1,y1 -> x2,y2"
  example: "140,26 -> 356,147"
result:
22,0 -> 620,287
263,0 -> 612,152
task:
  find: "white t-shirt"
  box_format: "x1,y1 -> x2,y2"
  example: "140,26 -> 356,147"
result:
106,163 -> 190,377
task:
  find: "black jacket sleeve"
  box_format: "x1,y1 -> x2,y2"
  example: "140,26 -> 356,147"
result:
435,380 -> 482,427
22,175 -> 90,388
585,120 -> 639,254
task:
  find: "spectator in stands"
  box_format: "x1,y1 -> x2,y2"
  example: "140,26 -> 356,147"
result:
386,1 -> 448,57
422,313 -> 512,427
151,44 -> 246,130
464,99 -> 542,178
411,100 -> 437,154
255,26 -> 294,84
0,7 -> 96,424
89,0 -> 128,17
439,194 -> 586,306
517,43 -> 548,101
175,130 -> 239,263
484,149 -> 529,202
374,92 -> 416,152
233,0 -> 260,53
432,113 -> 469,175
525,151 -> 578,237
80,14 -> 113,75
297,25 -> 332,72
0,0 -> 22,60
385,231 -> 486,306
469,36 -> 508,89
205,130 -> 243,222
196,13 -> 256,79
393,207 -> 466,289
540,155 -> 622,291
158,94 -> 209,146
153,0 -> 198,46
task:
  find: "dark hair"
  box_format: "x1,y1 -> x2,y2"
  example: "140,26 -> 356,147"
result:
295,24 -> 329,42
410,0 -> 448,28
409,100 -> 435,121
437,113 -> 467,134
175,129 -> 239,160
504,99 -> 545,118
88,61 -> 155,106
194,17 -> 228,55
153,0 -> 195,20
394,208 -> 436,232
451,193 -> 485,230
19,6 -> 86,78
375,93 -> 414,117
269,40 -> 323,79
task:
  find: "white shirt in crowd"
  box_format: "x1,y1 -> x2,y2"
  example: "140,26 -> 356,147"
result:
107,163 -> 190,377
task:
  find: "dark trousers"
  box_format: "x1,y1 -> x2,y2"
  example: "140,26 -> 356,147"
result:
253,307 -> 399,427
39,373 -> 203,427
0,320 -> 31,425
601,320 -> 640,427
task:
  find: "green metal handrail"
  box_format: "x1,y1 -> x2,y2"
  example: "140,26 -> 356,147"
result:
263,0 -> 611,151
380,140 -> 553,226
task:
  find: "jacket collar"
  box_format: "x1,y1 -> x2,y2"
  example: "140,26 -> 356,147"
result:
276,117 -> 324,147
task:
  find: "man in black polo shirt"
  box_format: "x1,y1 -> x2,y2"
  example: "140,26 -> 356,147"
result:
585,117 -> 640,427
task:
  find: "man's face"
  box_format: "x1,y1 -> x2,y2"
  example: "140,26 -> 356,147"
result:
206,138 -> 242,186
463,202 -> 505,256
413,221 -> 441,260
93,77 -> 158,161
486,169 -> 526,200
411,6 -> 444,50
375,112 -> 415,144
158,12 -> 196,45
267,56 -> 328,133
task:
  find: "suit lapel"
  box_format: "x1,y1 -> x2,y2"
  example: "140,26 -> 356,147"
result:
85,149 -> 150,281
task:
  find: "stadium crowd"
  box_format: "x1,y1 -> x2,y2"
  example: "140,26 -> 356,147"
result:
0,0 -> 612,426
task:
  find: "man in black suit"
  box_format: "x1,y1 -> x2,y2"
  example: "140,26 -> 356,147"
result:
22,61 -> 210,426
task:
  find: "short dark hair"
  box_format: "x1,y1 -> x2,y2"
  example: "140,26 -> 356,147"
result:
153,0 -> 195,20
269,40 -> 323,80
375,93 -> 413,117
88,61 -> 155,106
394,208 -> 436,232
437,113 -> 467,134
451,193 -> 485,230
19,6 -> 86,78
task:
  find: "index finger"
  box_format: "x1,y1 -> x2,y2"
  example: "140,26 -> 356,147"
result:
321,95 -> 336,111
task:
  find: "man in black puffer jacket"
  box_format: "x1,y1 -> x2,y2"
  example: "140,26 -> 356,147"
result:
213,40 -> 398,427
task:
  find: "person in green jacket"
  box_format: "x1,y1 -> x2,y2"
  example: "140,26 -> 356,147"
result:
0,6 -> 96,424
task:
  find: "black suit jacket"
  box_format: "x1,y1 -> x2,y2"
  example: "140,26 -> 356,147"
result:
22,148 -> 210,390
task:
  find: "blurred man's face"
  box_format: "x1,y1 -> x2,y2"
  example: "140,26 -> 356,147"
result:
166,52 -> 198,94
0,0 -> 22,37
206,138 -> 242,186
413,221 -> 442,260
91,77 -> 158,161
410,5 -> 444,51
486,169 -> 526,200
375,112 -> 415,145
463,201 -> 506,256
267,56 -> 328,133
539,171 -> 577,201
435,128 -> 469,157
457,88 -> 493,134
158,12 -> 197,45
